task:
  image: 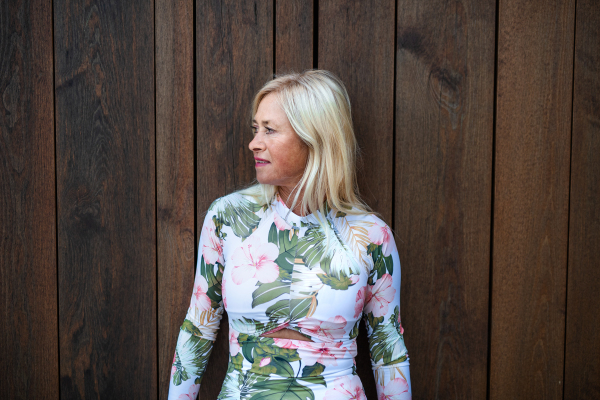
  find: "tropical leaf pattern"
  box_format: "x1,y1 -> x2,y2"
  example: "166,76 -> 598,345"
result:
168,192 -> 411,399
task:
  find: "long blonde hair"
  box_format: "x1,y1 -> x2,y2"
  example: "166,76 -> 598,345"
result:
241,69 -> 371,218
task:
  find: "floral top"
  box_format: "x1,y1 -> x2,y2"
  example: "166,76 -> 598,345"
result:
168,192 -> 411,399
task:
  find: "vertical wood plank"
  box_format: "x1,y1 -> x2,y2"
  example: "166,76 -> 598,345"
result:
319,0 -> 395,224
564,1 -> 600,398
394,0 -> 495,398
319,1 -> 395,398
196,1 -> 273,398
54,1 -> 157,398
0,1 -> 58,398
276,0 -> 313,73
490,0 -> 575,399
156,1 -> 195,399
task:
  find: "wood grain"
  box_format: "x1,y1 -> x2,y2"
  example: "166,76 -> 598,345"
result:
318,1 -> 395,397
490,0 -> 575,399
156,1 -> 195,399
54,1 -> 157,398
394,0 -> 495,398
564,0 -> 600,398
0,1 -> 58,398
276,0 -> 313,73
195,1 -> 273,398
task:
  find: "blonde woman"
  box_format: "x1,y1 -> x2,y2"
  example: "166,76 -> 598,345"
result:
168,70 -> 412,400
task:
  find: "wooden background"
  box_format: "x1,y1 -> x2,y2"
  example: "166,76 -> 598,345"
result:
1,0 -> 598,399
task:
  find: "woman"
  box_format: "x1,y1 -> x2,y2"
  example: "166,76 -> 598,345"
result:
168,70 -> 411,400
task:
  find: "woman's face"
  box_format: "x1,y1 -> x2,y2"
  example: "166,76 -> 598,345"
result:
249,93 -> 309,192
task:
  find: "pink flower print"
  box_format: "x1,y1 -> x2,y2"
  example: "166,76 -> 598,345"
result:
192,275 -> 211,311
230,235 -> 279,285
170,353 -> 177,379
274,212 -> 292,231
349,275 -> 360,284
368,221 -> 395,257
201,218 -> 224,265
259,357 -> 271,367
354,286 -> 367,318
398,314 -> 404,335
378,377 -> 411,400
177,383 -> 200,400
273,338 -> 300,349
298,316 -> 348,340
324,375 -> 367,400
297,341 -> 347,366
229,329 -> 240,356
365,274 -> 396,318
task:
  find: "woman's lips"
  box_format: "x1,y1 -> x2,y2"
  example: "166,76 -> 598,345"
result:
255,158 -> 270,167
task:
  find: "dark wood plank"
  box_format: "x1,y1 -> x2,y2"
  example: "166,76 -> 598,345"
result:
196,1 -> 273,398
319,0 -> 395,224
564,1 -> 600,398
156,1 -> 195,399
276,0 -> 313,73
54,1 -> 157,398
318,1 -> 395,398
394,0 -> 495,398
490,0 -> 575,399
0,1 -> 58,398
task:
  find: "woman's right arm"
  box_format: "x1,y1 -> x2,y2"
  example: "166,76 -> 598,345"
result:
167,206 -> 225,399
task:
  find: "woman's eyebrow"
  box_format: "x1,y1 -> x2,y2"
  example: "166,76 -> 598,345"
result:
252,119 -> 272,125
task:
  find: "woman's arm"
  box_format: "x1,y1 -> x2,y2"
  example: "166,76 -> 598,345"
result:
167,205 -> 225,399
363,219 -> 412,399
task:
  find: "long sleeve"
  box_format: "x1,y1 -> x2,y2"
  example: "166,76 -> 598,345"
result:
167,207 -> 226,399
363,219 -> 412,399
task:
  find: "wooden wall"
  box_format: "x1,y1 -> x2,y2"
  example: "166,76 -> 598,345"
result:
0,1 -> 598,399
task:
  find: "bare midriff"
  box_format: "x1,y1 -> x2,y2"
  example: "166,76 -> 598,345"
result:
260,328 -> 313,341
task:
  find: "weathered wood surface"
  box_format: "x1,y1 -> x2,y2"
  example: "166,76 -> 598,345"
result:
54,1 -> 157,398
490,0 -> 575,399
276,0 -> 313,73
394,0 -> 495,398
156,1 -> 195,399
319,1 -> 395,398
564,0 -> 600,399
0,1 -> 58,399
196,1 -> 273,398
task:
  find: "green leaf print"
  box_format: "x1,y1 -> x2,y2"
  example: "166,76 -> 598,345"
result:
249,379 -> 315,400
181,319 -> 202,337
209,194 -> 262,239
367,313 -> 384,330
265,299 -> 289,319
290,297 -> 312,320
252,280 -> 290,308
296,226 -> 327,269
301,362 -> 325,377
369,317 -> 408,365
316,272 -> 356,290
349,319 -> 360,339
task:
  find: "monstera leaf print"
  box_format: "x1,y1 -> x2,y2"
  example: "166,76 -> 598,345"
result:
173,332 -> 213,385
209,194 -> 263,239
368,306 -> 408,365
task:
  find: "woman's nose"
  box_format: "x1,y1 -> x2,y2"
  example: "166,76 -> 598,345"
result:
249,134 -> 265,152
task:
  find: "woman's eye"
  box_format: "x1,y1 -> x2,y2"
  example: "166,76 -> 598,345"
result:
265,127 -> 274,134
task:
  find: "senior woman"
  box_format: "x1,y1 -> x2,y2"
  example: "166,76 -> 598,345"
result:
168,70 -> 411,399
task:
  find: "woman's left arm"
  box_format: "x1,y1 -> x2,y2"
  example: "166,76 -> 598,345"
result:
363,220 -> 412,399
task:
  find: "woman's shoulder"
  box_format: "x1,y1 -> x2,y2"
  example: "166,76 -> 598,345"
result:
207,190 -> 265,213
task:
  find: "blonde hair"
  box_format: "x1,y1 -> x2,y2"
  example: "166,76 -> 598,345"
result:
241,69 -> 371,218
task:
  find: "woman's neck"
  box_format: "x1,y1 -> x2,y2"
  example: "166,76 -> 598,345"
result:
278,185 -> 307,216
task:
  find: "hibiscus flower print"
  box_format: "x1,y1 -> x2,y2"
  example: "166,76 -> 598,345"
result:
191,275 -> 211,312
273,338 -> 300,349
177,383 -> 200,400
354,286 -> 367,318
229,329 -> 240,356
230,235 -> 279,285
377,377 -> 411,400
170,353 -> 177,379
324,375 -> 367,400
297,341 -> 348,366
368,221 -> 395,257
298,315 -> 347,340
273,211 -> 292,231
201,218 -> 224,265
365,273 -> 396,318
